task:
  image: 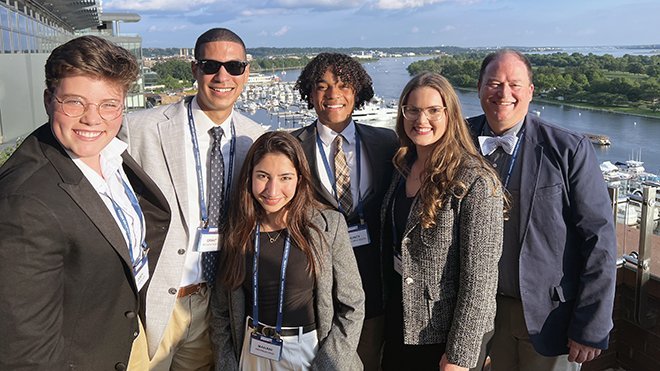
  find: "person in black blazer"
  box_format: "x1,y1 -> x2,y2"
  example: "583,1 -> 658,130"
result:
468,50 -> 617,370
291,53 -> 398,371
0,36 -> 170,370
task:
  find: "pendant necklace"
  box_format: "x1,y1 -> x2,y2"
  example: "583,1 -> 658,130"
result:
265,230 -> 283,244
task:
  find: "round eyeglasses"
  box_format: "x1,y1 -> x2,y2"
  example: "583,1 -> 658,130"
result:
401,105 -> 446,121
196,59 -> 249,76
54,96 -> 124,121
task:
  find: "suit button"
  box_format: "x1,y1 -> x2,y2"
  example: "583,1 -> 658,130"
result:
124,311 -> 136,319
115,362 -> 127,370
402,237 -> 411,246
134,331 -> 139,337
405,277 -> 414,285
168,287 -> 177,295
177,249 -> 185,255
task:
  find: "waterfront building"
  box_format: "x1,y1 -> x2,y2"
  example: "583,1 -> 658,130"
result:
0,0 -> 143,145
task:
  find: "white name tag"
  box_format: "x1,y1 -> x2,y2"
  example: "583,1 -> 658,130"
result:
249,332 -> 283,361
195,228 -> 220,252
393,252 -> 402,275
134,255 -> 150,291
348,224 -> 371,248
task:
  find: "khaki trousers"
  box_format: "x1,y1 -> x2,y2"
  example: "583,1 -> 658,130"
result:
490,295 -> 580,371
149,285 -> 214,371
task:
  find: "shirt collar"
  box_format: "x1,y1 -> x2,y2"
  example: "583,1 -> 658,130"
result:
192,95 -> 233,136
483,118 -> 524,138
66,137 -> 127,186
316,119 -> 356,146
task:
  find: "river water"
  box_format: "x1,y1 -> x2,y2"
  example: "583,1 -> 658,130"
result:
249,56 -> 660,174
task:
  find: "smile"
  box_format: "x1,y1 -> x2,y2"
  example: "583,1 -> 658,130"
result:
74,130 -> 103,138
212,87 -> 233,93
261,197 -> 283,206
413,127 -> 432,134
324,104 -> 344,109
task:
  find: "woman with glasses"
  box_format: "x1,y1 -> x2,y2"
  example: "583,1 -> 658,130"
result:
0,36 -> 170,370
210,131 -> 365,370
380,73 -> 504,371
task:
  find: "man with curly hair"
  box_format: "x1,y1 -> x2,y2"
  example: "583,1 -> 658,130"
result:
291,53 -> 398,370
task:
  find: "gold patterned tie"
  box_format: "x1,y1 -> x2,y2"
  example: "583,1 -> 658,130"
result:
333,135 -> 353,213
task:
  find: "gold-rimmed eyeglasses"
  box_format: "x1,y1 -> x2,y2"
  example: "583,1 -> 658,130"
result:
53,96 -> 124,121
401,105 -> 446,121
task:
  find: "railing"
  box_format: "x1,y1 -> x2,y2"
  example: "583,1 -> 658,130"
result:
612,184 -> 658,327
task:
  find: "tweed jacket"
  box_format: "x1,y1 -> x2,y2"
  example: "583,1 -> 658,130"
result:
210,209 -> 365,371
119,96 -> 266,356
0,124 -> 170,370
381,156 -> 504,368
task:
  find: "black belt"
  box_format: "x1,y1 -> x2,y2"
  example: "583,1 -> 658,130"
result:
248,321 -> 316,337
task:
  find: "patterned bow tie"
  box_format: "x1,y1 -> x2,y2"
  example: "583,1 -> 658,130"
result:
478,134 -> 518,156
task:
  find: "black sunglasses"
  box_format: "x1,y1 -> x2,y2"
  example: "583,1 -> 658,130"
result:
196,59 -> 248,76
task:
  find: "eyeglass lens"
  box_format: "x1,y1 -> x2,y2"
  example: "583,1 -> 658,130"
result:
197,60 -> 247,76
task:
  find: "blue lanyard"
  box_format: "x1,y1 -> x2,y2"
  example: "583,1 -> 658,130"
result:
187,101 -> 236,227
316,131 -> 366,221
106,171 -> 147,266
502,128 -> 525,189
252,224 -> 291,336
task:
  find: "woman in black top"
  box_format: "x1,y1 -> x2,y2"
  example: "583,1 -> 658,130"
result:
211,131 -> 365,371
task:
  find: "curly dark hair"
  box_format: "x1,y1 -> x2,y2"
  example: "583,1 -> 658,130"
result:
295,53 -> 374,110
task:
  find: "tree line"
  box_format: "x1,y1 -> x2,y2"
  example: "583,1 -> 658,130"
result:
407,52 -> 660,114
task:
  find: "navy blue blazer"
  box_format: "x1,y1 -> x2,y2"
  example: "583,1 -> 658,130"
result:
468,114 -> 617,356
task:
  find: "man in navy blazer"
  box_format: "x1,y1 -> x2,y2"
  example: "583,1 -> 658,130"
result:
467,50 -> 617,370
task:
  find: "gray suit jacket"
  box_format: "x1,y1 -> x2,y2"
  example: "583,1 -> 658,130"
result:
381,156 -> 503,368
210,209 -> 365,371
119,96 -> 266,356
468,114 -> 617,356
0,124 -> 170,370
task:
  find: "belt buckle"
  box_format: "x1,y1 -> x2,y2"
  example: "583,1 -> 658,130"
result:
260,325 -> 280,339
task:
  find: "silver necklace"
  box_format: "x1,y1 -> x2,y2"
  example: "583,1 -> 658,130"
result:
265,230 -> 283,244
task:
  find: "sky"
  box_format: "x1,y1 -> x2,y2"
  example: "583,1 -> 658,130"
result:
104,0 -> 660,49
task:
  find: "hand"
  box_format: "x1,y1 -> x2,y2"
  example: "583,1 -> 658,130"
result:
439,354 -> 468,371
567,339 -> 602,363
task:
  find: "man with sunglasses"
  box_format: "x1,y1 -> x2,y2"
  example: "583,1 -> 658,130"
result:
120,28 -> 265,370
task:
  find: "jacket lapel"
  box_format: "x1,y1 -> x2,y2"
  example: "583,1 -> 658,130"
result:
40,131 -> 133,269
518,116 -> 543,245
299,122 -> 338,208
158,100 -> 191,231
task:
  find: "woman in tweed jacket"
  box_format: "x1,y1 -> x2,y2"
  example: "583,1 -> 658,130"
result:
381,73 -> 504,370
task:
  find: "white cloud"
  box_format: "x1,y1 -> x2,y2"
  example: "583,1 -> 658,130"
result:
273,26 -> 291,37
411,26 -> 420,33
105,0 -> 218,12
375,0 -> 445,10
274,0 -> 364,8
442,25 -> 455,31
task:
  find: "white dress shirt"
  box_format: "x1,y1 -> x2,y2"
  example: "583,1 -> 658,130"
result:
180,96 -> 233,286
315,120 -> 371,211
68,138 -> 145,266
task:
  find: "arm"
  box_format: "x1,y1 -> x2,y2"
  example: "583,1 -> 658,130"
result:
566,137 -> 617,349
445,174 -> 504,368
312,213 -> 365,370
209,284 -> 239,371
0,195 -> 66,370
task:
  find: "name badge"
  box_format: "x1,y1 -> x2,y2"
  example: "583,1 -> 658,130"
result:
393,252 -> 402,275
194,228 -> 220,252
249,331 -> 283,361
134,254 -> 150,291
348,224 -> 370,248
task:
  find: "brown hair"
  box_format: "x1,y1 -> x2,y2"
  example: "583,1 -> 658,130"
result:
295,52 -> 374,110
45,35 -> 138,94
219,131 -> 326,289
394,72 -> 500,228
